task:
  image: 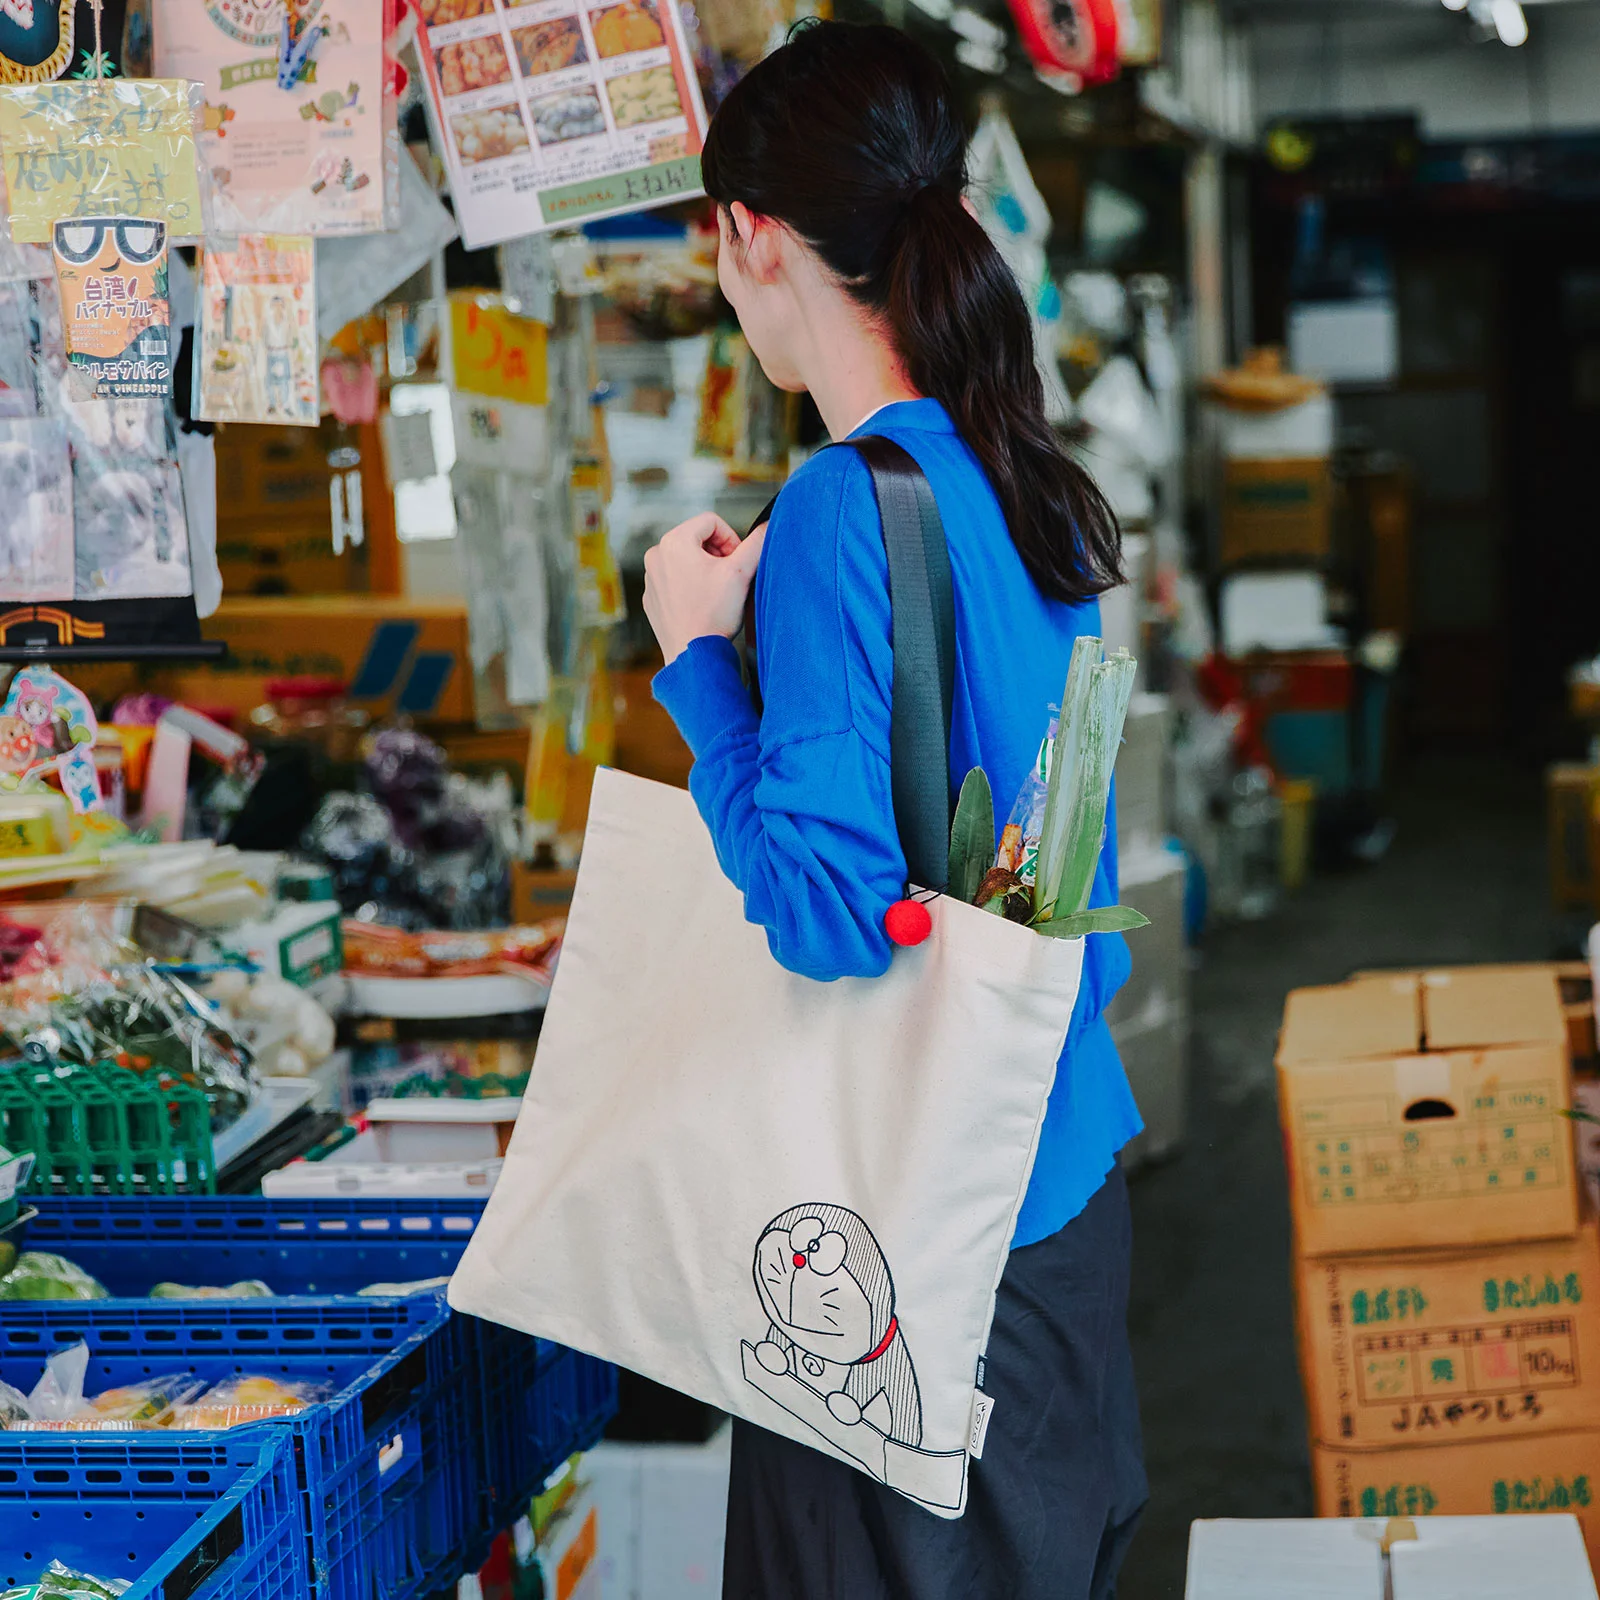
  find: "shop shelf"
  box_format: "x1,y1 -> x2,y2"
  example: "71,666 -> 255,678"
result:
0,1296 -> 462,1600
0,1431 -> 304,1599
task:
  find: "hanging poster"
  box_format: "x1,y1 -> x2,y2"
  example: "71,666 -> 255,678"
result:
0,0 -> 152,86
0,417 -> 73,600
153,0 -> 390,236
197,233 -> 318,425
66,393 -> 191,599
0,78 -> 203,242
52,216 -> 171,398
411,0 -> 708,250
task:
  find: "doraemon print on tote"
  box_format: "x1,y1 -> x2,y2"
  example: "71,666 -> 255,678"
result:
741,1203 -> 968,1512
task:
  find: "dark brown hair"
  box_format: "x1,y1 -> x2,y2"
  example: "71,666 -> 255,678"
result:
702,20 -> 1122,604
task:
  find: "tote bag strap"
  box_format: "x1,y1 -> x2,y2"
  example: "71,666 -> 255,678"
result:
739,437 -> 956,890
842,435 -> 956,890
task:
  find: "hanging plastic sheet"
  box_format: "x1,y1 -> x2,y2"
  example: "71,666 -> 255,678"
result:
0,78 -> 205,243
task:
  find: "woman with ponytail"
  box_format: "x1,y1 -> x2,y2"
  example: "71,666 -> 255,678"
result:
643,20 -> 1146,1598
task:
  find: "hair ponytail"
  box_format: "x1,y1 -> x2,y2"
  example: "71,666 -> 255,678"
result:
702,20 -> 1122,604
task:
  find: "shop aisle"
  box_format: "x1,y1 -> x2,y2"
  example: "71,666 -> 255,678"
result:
1117,752 -> 1554,1598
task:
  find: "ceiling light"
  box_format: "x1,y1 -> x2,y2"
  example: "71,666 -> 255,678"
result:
907,0 -> 954,20
1492,0 -> 1527,45
1440,0 -> 1468,11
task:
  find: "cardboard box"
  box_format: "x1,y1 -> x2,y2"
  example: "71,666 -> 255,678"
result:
1185,1515 -> 1598,1600
511,864 -> 578,923
1312,1432 -> 1600,1576
195,597 -> 475,723
216,519 -> 362,597
1297,1225 -> 1600,1449
1278,968 -> 1578,1256
1219,456 -> 1332,567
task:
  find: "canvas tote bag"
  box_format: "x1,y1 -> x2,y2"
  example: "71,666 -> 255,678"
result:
449,439 -> 1086,1517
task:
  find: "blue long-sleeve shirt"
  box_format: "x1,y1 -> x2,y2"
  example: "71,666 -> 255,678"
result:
653,397 -> 1141,1247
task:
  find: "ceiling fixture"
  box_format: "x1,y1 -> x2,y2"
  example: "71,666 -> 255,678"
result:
1491,0 -> 1528,46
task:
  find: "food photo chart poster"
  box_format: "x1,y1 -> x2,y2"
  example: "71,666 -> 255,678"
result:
413,0 -> 708,248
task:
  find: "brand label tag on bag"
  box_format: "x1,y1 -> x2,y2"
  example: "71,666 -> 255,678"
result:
969,1390 -> 995,1459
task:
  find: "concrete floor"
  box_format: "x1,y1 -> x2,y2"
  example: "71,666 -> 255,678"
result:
1116,753 -> 1563,1598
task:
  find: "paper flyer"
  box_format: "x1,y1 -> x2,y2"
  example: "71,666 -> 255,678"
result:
0,416 -> 73,601
0,78 -> 203,242
197,232 -> 319,425
413,0 -> 708,249
154,0 -> 390,236
52,216 -> 172,398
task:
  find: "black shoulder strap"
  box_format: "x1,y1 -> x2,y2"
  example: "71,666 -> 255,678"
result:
844,436 -> 956,891
739,438 -> 957,890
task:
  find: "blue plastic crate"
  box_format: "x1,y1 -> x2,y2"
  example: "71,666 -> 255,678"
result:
0,1432 -> 303,1599
474,1326 -> 618,1544
18,1196 -> 619,1579
25,1194 -> 486,1296
0,1297 -> 458,1600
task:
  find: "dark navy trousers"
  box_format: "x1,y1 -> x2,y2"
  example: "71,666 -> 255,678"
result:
722,1163 -> 1147,1599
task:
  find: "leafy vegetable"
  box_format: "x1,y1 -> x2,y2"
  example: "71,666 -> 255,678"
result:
1031,906 -> 1151,939
1033,641 -> 1138,921
948,768 -> 995,905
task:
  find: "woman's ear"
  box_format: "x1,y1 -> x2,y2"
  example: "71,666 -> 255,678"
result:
730,200 -> 784,286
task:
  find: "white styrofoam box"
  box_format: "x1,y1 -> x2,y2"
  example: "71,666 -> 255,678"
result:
1186,1516 -> 1598,1600
1115,692 -> 1171,853
365,1097 -> 520,1164
1186,1518 -> 1383,1599
1215,392 -> 1334,460
1106,843 -> 1187,1036
1287,299 -> 1398,386
1220,571 -> 1341,656
589,1427 -> 731,1600
1114,1010 -> 1188,1170
1389,1514 -> 1597,1599
261,1128 -> 502,1198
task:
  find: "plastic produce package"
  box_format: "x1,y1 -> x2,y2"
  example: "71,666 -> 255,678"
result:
173,1375 -> 328,1429
16,1562 -> 130,1599
7,1340 -> 204,1430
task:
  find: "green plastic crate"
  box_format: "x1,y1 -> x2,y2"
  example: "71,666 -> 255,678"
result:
0,1059 -> 216,1196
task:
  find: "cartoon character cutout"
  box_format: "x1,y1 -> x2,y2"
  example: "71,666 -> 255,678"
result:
11,674 -> 70,758
0,667 -> 99,810
741,1203 -> 966,1512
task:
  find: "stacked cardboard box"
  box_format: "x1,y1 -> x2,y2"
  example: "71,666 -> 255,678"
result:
1278,965 -> 1600,1569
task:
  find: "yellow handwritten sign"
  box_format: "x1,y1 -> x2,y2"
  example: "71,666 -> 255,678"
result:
450,296 -> 549,407
0,79 -> 204,244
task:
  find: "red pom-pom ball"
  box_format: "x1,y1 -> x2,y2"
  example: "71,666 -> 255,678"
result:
884,898 -> 933,947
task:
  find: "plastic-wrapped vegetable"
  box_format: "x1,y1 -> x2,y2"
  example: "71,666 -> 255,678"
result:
0,1379 -> 29,1424
0,1252 -> 108,1301
173,1375 -> 328,1428
35,1564 -> 130,1599
148,1279 -> 272,1300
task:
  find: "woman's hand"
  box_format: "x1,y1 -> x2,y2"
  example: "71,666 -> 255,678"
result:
643,513 -> 767,666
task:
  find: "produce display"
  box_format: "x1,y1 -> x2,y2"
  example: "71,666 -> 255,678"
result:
0,1252 -> 107,1302
3,1561 -> 130,1599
